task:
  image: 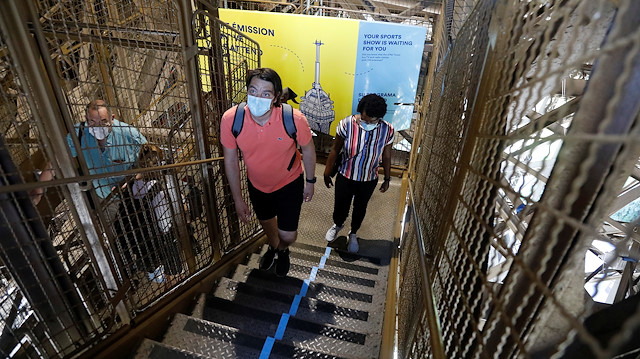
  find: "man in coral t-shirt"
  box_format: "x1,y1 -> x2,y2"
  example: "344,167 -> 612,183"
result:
221,68 -> 316,277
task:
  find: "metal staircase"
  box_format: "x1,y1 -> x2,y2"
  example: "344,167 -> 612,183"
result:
133,240 -> 392,359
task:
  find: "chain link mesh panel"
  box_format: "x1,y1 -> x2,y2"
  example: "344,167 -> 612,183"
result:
405,0 -> 640,358
0,0 -> 262,356
192,8 -> 262,253
0,22 -> 99,359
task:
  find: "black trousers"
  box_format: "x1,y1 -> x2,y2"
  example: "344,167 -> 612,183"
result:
332,173 -> 378,233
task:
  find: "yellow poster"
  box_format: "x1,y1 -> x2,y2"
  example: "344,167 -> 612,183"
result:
219,10 -> 426,135
220,10 -> 358,134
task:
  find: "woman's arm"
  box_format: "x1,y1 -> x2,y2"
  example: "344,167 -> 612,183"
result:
323,136 -> 345,188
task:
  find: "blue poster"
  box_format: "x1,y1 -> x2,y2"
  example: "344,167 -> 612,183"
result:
353,22 -> 427,131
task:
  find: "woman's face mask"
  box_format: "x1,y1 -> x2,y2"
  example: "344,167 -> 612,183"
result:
89,126 -> 110,140
247,95 -> 273,117
361,121 -> 379,131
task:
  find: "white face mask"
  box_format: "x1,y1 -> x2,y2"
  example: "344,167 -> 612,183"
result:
247,95 -> 273,117
361,122 -> 379,131
89,126 -> 109,140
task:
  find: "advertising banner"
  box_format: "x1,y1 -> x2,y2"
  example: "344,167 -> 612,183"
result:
219,9 -> 426,136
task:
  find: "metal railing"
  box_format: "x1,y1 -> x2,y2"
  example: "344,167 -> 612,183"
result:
401,0 -> 640,358
0,0 -> 260,357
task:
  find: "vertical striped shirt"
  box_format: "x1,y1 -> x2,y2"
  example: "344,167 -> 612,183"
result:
336,115 -> 395,182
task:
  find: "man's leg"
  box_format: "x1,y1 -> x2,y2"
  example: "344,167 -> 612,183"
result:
260,217 -> 280,249
257,218 -> 279,271
277,229 -> 297,250
247,180 -> 279,271
274,176 -> 304,276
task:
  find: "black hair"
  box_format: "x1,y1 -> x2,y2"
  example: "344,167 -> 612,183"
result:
357,94 -> 387,118
246,68 -> 283,107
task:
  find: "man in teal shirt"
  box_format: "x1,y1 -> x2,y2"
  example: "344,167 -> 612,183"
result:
68,100 -> 147,199
33,99 -> 147,204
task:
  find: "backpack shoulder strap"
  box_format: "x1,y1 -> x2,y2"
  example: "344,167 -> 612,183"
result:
281,103 -> 297,144
232,103 -> 246,138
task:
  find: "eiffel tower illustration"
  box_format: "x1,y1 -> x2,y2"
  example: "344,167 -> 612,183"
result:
300,40 -> 335,134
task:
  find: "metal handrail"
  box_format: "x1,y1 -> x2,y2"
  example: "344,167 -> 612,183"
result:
0,157 -> 224,194
408,179 -> 446,358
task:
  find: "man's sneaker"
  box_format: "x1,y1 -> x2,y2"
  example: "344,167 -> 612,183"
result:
259,246 -> 277,271
347,232 -> 359,253
276,248 -> 290,277
325,224 -> 344,242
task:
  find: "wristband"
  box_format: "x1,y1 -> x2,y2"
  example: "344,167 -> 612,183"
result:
306,177 -> 317,184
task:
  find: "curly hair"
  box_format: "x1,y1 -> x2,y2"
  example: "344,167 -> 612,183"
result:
357,94 -> 387,118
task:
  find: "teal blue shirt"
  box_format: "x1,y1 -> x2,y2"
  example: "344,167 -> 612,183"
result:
67,119 -> 147,198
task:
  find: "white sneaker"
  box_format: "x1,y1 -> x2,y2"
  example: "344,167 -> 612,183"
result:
325,224 -> 344,242
347,232 -> 359,253
148,266 -> 165,283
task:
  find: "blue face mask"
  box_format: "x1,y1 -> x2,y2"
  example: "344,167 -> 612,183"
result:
361,121 -> 379,131
247,95 -> 273,117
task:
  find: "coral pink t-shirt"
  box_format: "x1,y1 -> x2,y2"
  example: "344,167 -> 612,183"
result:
220,105 -> 312,193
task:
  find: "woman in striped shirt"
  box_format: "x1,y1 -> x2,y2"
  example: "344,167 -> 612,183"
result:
323,94 -> 395,253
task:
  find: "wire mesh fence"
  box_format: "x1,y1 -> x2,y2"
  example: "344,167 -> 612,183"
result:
402,0 -> 640,358
192,7 -> 263,253
0,0 -> 261,357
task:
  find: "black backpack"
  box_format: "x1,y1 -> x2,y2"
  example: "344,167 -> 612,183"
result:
232,102 -> 299,171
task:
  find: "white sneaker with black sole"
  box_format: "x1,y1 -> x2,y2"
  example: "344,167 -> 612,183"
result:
325,224 -> 344,242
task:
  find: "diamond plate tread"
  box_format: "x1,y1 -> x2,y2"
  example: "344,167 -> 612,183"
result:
247,253 -> 382,291
288,242 -> 391,269
191,292 -> 207,318
254,246 -> 384,280
133,338 -> 209,359
164,313 -> 346,359
288,249 -> 381,276
201,300 -> 380,359
227,264 -> 382,310
210,277 -> 381,333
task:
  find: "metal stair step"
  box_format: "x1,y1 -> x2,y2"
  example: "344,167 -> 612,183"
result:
132,338 -> 210,359
247,253 -> 382,294
260,243 -> 384,276
288,241 -> 390,268
227,264 -> 378,310
289,249 -> 381,276
201,297 -> 378,359
163,313 -> 345,359
210,277 -> 379,332
163,313 -> 264,358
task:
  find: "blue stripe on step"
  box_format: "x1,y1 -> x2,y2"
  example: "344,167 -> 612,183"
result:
274,314 -> 290,340
260,246 -> 332,357
259,337 -> 275,359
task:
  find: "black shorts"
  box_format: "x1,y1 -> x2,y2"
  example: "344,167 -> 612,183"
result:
247,175 -> 304,231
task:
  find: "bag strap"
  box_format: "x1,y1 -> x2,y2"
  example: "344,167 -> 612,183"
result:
336,115 -> 364,171
281,103 -> 296,145
232,103 -> 297,144
232,102 -> 246,138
